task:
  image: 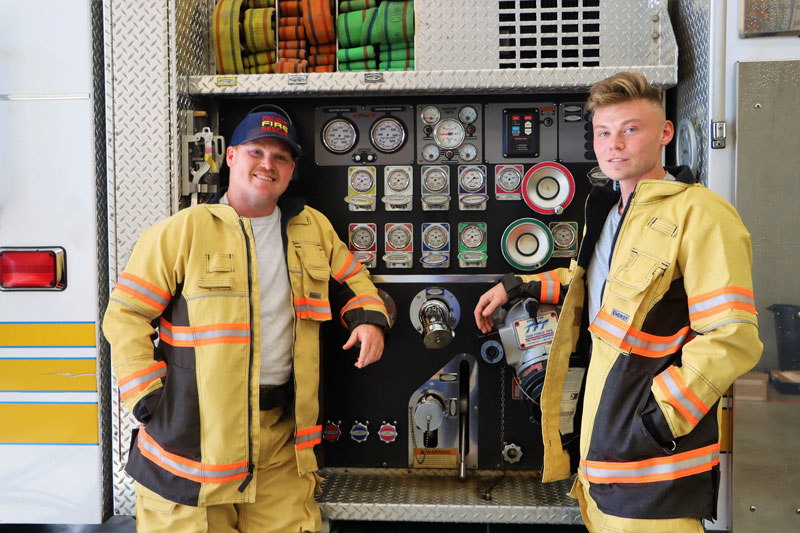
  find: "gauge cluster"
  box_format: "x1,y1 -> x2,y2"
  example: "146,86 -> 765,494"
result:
416,104 -> 483,165
315,105 -> 415,166
300,98 -> 594,275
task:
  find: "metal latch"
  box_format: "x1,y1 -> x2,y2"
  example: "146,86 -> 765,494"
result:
711,120 -> 727,149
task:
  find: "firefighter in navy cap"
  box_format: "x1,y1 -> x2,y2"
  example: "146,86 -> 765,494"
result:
104,108 -> 389,532
474,72 -> 761,532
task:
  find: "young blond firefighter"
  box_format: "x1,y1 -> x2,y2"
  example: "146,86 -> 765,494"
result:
103,109 -> 389,532
474,72 -> 762,532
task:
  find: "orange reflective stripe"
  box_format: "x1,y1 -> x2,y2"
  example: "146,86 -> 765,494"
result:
333,252 -> 363,283
138,427 -> 248,484
535,271 -> 560,304
158,318 -> 250,347
295,425 -> 322,450
688,286 -> 756,322
654,366 -> 709,427
581,443 -> 719,484
116,272 -> 171,311
294,297 -> 332,320
590,310 -> 694,358
339,294 -> 387,326
118,361 -> 167,401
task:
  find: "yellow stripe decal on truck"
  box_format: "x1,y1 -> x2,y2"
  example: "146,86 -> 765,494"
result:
0,322 -> 96,348
0,359 -> 96,391
0,403 -> 98,444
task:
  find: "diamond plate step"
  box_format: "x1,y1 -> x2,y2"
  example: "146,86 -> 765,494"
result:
316,468 -> 583,525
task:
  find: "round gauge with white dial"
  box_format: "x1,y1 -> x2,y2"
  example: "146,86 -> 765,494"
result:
552,224 -> 577,249
387,168 -> 411,192
420,105 -> 441,125
423,168 -> 448,192
458,105 -> 478,125
460,224 -> 485,249
423,226 -> 448,250
387,225 -> 412,249
370,117 -> 406,153
497,167 -> 522,192
421,144 -> 440,162
350,226 -> 375,250
459,167 -> 485,192
458,143 -> 477,161
321,118 -> 357,153
433,118 -> 465,149
350,169 -> 375,193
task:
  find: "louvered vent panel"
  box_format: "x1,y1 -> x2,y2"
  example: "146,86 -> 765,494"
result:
498,0 -> 601,69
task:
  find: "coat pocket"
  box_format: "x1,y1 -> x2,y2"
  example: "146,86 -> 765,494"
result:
603,248 -> 669,324
291,241 -> 332,321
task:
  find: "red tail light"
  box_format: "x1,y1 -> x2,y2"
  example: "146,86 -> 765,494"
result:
0,248 -> 66,290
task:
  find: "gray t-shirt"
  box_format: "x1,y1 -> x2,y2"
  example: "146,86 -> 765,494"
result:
586,201 -> 623,324
222,195 -> 293,385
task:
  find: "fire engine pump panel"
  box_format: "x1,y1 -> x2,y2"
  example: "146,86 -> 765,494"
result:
213,95 -> 596,476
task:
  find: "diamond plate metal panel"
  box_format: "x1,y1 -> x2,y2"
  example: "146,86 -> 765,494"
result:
189,66 -> 676,96
317,468 -> 583,524
416,1 -> 499,70
669,0 -> 710,185
106,0 -> 175,516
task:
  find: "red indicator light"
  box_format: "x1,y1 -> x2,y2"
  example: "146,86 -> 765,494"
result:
0,248 -> 66,290
511,115 -> 520,121
524,115 -> 533,120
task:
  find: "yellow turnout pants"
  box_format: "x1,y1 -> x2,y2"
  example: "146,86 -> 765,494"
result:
134,406 -> 322,532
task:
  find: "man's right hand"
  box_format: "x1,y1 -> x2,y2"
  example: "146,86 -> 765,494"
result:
474,282 -> 509,334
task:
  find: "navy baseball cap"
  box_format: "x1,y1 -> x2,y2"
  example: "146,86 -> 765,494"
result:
229,111 -> 303,158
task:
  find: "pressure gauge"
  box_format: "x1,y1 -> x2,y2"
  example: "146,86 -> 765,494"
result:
433,118 -> 465,149
423,225 -> 448,250
370,117 -> 406,153
321,118 -> 357,153
421,105 -> 441,125
387,167 -> 411,192
497,166 -> 522,192
458,105 -> 478,125
350,226 -> 376,250
421,144 -> 440,162
387,225 -> 412,249
458,143 -> 477,162
552,223 -> 577,249
459,167 -> 485,192
350,169 -> 374,193
459,224 -> 485,249
423,168 -> 448,192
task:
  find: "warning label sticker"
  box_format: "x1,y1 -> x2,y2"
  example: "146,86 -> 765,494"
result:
413,448 -> 458,468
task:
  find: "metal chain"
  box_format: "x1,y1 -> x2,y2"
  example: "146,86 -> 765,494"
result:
500,365 -> 507,450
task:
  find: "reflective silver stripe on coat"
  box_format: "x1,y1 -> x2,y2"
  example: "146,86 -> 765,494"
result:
688,292 -> 755,317
295,430 -> 322,445
119,365 -> 166,396
117,276 -> 169,308
160,327 -> 250,342
139,431 -> 248,479
591,315 -> 691,356
295,302 -> 332,315
582,448 -> 719,482
656,367 -> 708,424
335,257 -> 362,282
341,296 -> 383,316
540,271 -> 556,303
